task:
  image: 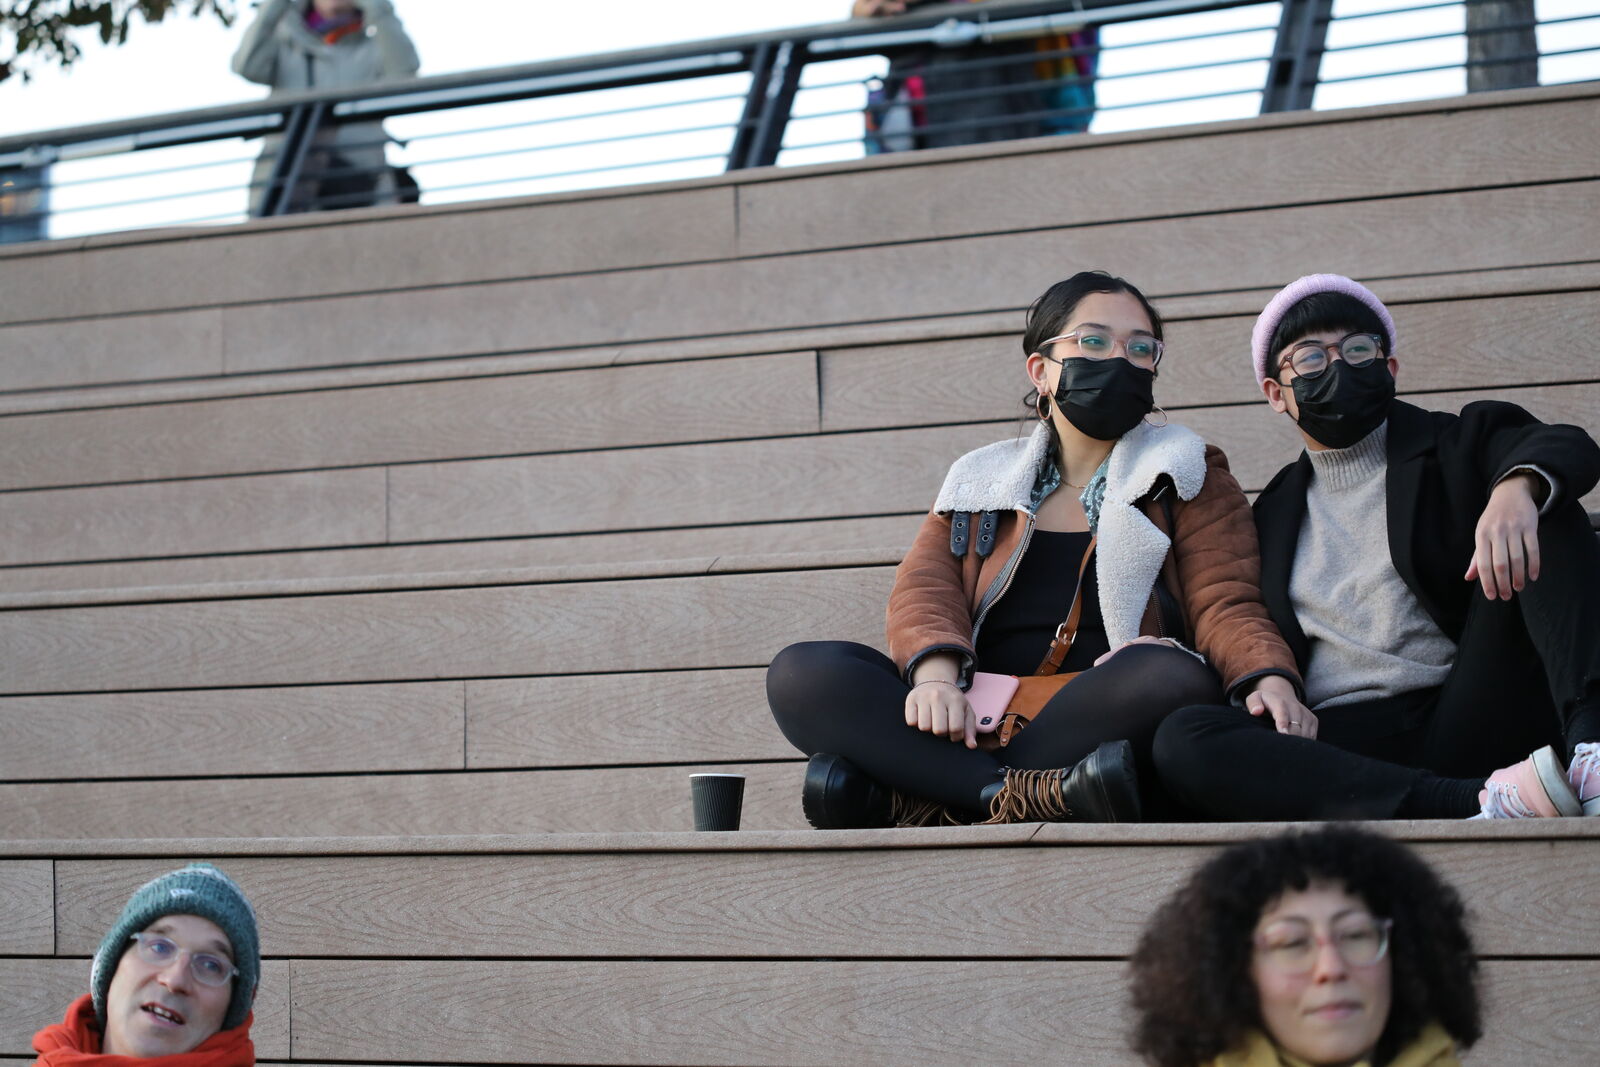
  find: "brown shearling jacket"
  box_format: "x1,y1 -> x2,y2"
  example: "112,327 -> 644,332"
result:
887,430 -> 1301,701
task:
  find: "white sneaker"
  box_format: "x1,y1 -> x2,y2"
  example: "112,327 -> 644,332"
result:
1569,742 -> 1600,817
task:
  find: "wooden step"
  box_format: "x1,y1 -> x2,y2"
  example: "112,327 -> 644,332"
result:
0,668 -> 784,783
10,179 -> 1593,391
0,514 -> 920,598
1,382 -> 1593,570
1,258 -> 1590,421
0,84 -> 1589,331
2,823 -> 1595,1063
1,288 -> 1593,494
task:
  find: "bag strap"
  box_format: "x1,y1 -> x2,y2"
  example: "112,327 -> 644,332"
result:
1033,533 -> 1097,677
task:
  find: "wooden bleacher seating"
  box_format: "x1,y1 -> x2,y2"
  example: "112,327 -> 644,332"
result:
1,81 -> 1597,1061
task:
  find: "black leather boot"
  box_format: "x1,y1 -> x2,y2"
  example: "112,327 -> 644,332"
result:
801,753 -> 959,829
979,740 -> 1142,823
802,753 -> 893,828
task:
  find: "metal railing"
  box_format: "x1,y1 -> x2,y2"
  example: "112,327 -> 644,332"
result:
0,0 -> 1594,242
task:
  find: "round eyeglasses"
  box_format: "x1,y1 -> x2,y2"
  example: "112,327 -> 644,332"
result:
1253,916 -> 1393,975
129,933 -> 237,987
1040,329 -> 1164,370
1278,332 -> 1383,381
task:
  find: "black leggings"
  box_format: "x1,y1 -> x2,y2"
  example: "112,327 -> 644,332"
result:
1153,507 -> 1600,822
766,640 -> 1223,816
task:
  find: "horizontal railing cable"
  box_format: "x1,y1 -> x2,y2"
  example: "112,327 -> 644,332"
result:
1,0 -> 1594,242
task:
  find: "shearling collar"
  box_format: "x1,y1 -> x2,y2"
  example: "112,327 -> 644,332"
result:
933,421 -> 1207,515
932,420 -> 1210,648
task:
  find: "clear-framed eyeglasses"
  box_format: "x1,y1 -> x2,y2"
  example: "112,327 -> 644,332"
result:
1253,915 -> 1393,975
1040,329 -> 1164,371
1278,332 -> 1384,381
129,933 -> 238,987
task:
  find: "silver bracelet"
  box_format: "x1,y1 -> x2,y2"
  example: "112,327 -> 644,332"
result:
910,678 -> 960,690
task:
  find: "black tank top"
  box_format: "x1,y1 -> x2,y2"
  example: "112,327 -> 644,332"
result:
973,529 -> 1111,676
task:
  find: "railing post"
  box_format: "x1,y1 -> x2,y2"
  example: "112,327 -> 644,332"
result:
1465,0 -> 1539,91
727,39 -> 806,170
1261,0 -> 1335,113
727,42 -> 778,171
257,101 -> 327,217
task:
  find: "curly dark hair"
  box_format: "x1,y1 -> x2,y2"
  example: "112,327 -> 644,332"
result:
1128,826 -> 1480,1067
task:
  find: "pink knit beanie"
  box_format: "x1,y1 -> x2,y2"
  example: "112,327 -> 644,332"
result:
1250,274 -> 1397,385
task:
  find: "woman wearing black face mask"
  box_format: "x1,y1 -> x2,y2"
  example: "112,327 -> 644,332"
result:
765,271 -> 1305,827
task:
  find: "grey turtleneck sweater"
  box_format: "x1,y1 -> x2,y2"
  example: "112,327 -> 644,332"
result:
1288,423 -> 1457,709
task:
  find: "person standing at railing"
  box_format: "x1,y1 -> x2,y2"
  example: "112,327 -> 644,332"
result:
854,0 -> 1098,153
232,0 -> 420,215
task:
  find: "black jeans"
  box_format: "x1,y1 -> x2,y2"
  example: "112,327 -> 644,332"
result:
766,640 -> 1222,817
1154,506 -> 1600,821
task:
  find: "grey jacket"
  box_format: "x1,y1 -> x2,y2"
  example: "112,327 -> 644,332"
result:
233,0 -> 421,212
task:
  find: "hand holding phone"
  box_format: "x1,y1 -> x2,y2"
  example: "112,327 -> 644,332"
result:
966,672 -> 1020,733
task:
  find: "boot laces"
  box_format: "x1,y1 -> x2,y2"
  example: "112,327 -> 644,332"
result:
982,767 -> 1071,824
892,794 -> 961,827
1570,742 -> 1600,802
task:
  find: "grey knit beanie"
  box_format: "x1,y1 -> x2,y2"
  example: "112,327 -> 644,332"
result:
90,863 -> 259,1032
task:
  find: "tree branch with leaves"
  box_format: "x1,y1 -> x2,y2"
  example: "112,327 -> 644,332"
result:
1,0 -> 237,84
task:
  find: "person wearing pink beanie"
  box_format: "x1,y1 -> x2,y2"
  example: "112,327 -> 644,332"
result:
1152,273 -> 1600,822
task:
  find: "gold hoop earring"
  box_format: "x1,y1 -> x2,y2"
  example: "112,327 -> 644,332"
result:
1145,404 -> 1169,428
1035,393 -> 1051,422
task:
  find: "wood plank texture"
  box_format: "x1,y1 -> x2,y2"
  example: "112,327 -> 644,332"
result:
0,515 -> 920,597
287,958 -> 1595,1065
0,387 -> 1587,576
0,187 -> 737,328
820,290 -> 1600,430
290,959 -> 1129,1066
0,959 -> 289,1059
0,568 -> 890,694
0,353 -> 819,492
0,468 -> 387,567
0,310 -> 223,394
51,839 -> 1600,959
3,260 -> 1591,424
0,683 -> 464,782
0,862 -> 52,955
3,286 -> 1590,494
738,92 -> 1600,256
466,668 -> 789,768
200,182 -> 1600,375
384,422 -> 996,542
3,86 -> 1590,331
0,762 -> 808,839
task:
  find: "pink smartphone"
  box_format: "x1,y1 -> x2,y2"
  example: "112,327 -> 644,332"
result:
966,672 -> 1020,733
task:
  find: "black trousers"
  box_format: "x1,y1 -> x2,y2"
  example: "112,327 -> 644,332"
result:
1154,505 -> 1600,821
766,640 -> 1222,817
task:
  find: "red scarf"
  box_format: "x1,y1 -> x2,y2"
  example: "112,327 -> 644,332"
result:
305,11 -> 365,45
32,995 -> 255,1067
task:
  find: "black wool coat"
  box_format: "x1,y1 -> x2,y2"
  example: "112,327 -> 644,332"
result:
1253,399 -> 1600,770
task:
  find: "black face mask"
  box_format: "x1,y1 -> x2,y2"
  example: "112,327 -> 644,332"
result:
1052,357 -> 1155,441
1289,358 -> 1395,450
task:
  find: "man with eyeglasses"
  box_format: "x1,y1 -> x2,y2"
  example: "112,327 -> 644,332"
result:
1152,273 -> 1600,822
32,864 -> 259,1066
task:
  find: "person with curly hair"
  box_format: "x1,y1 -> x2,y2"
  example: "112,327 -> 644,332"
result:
1128,825 -> 1480,1067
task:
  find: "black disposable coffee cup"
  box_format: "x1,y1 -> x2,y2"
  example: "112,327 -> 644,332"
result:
690,773 -> 745,831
